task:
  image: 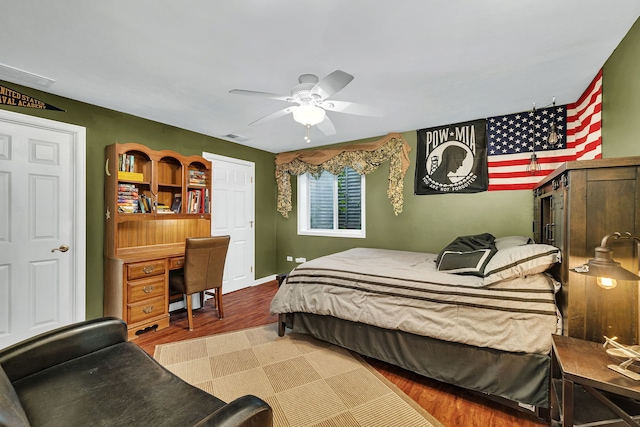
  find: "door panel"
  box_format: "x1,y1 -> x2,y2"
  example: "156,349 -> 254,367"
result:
31,259 -> 60,326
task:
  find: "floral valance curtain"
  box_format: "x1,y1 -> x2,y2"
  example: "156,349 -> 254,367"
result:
275,133 -> 411,217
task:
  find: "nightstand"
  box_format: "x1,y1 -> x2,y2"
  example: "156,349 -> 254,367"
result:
550,334 -> 640,426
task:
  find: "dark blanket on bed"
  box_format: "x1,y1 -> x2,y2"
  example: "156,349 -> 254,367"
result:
435,233 -> 498,276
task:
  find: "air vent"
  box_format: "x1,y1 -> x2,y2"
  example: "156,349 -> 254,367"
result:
0,63 -> 55,88
223,133 -> 250,142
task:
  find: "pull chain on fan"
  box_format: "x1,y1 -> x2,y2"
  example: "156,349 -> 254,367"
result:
304,124 -> 312,143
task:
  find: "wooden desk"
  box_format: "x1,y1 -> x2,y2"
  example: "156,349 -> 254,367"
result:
103,143 -> 212,340
104,243 -> 185,340
550,334 -> 640,426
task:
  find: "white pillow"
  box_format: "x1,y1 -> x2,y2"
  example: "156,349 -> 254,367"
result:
483,244 -> 560,285
494,235 -> 533,251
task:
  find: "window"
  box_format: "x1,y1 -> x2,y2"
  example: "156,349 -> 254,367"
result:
297,167 -> 365,238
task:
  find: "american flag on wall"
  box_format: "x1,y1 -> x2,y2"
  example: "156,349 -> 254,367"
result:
487,70 -> 602,191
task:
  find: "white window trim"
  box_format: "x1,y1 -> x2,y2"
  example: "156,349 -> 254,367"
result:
297,171 -> 366,238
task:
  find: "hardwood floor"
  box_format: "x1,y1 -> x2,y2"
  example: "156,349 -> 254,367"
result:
134,281 -> 546,427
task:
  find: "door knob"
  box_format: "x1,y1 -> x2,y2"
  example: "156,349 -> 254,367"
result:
51,245 -> 70,253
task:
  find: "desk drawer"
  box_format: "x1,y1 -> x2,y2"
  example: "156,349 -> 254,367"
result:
127,260 -> 165,280
169,256 -> 185,270
127,296 -> 165,324
128,276 -> 165,303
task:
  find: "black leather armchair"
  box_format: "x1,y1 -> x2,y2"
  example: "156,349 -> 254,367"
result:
0,317 -> 272,427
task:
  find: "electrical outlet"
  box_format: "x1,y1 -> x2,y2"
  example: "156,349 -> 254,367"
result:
286,256 -> 293,262
295,257 -> 306,263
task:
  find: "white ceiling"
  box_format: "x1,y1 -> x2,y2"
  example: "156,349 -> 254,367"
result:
1,1 -> 639,153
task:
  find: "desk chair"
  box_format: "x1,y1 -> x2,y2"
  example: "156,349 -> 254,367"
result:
169,235 -> 230,331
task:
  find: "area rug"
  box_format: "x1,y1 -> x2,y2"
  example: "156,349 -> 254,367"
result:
154,323 -> 444,427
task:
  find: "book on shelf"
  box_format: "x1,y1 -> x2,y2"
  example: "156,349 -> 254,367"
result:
119,154 -> 136,173
188,188 -> 209,214
170,194 -> 182,213
118,183 -> 138,190
133,194 -> 152,214
138,197 -> 146,213
117,171 -> 144,182
189,190 -> 198,213
117,204 -> 138,213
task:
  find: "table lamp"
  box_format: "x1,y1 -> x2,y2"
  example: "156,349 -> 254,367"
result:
571,232 -> 640,289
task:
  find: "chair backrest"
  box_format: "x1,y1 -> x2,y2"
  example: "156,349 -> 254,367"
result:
183,235 -> 230,294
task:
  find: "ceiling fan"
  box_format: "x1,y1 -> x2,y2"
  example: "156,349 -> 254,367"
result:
229,70 -> 383,142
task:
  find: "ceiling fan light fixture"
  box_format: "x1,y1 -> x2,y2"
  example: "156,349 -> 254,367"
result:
291,105 -> 326,126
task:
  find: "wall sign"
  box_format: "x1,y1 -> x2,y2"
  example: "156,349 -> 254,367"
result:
415,119 -> 488,195
0,85 -> 64,111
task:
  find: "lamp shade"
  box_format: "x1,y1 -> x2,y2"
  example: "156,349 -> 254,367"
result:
291,105 -> 326,126
572,245 -> 640,281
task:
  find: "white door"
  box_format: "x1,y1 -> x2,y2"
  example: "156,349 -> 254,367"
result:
0,110 -> 86,349
203,153 -> 254,294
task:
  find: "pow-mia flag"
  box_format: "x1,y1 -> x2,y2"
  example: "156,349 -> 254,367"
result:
415,119 -> 488,195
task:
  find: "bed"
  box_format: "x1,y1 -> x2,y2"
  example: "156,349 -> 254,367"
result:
270,235 -> 562,416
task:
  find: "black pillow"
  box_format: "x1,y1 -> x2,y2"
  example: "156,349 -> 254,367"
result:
436,233 -> 498,277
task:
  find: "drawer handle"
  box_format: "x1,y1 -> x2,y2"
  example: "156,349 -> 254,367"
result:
176,260 -> 183,266
142,266 -> 155,274
143,305 -> 154,314
142,286 -> 154,293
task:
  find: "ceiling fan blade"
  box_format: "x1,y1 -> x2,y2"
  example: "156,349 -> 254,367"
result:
316,115 -> 336,136
229,89 -> 291,102
310,70 -> 354,99
322,100 -> 384,117
249,107 -> 294,126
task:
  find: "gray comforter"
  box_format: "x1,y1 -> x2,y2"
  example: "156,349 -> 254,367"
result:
270,248 -> 561,354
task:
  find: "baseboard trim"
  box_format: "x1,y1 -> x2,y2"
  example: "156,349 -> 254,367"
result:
255,274 -> 277,286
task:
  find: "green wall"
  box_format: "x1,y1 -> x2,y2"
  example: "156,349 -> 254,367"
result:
0,82 -> 278,319
602,16 -> 640,157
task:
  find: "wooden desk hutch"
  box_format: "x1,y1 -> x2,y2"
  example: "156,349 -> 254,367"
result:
533,157 -> 640,345
103,142 -> 212,339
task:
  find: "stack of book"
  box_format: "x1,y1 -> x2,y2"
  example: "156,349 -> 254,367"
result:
189,170 -> 206,186
118,184 -> 139,213
156,204 -> 174,214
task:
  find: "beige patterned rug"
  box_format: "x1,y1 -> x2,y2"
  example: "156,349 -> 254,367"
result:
154,323 -> 443,427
